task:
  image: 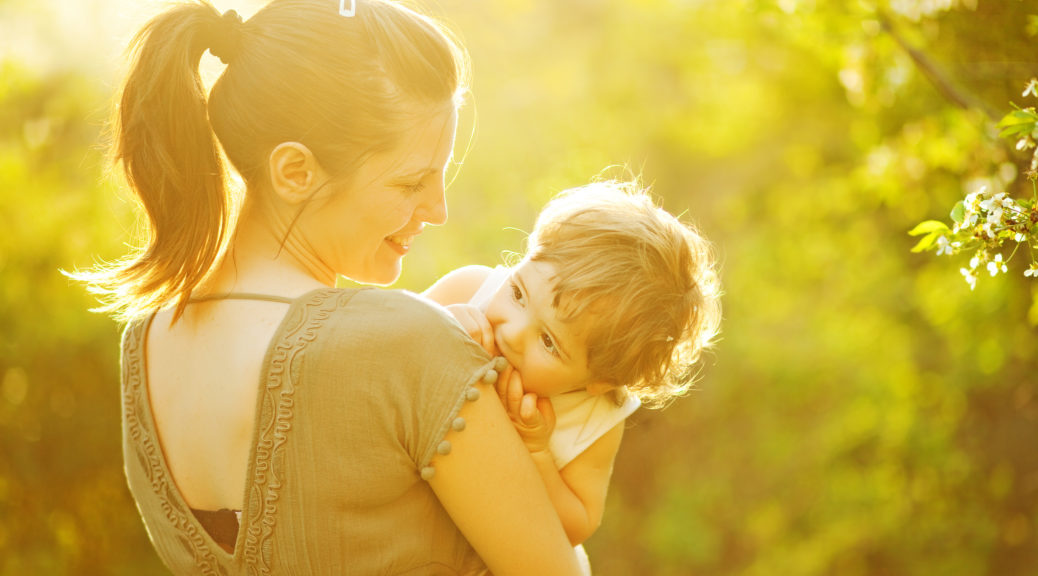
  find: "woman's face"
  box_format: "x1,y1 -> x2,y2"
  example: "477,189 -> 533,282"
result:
301,107 -> 458,285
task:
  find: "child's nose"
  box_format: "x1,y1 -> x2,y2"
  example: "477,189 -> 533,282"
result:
497,316 -> 526,356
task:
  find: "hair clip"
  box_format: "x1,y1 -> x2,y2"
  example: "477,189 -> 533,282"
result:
339,0 -> 356,17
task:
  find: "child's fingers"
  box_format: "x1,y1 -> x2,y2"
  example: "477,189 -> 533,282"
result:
446,305 -> 497,356
476,315 -> 496,356
506,370 -> 524,417
519,393 -> 541,423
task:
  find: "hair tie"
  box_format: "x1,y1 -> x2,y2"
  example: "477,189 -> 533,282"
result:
208,10 -> 244,65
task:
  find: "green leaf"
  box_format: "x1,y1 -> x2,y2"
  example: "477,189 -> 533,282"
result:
998,109 -> 1038,126
999,124 -> 1036,138
951,201 -> 966,223
997,107 -> 1038,137
908,220 -> 950,236
911,231 -> 941,253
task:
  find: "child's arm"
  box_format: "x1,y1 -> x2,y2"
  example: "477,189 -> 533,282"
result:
500,371 -> 625,546
422,264 -> 493,305
532,422 -> 624,546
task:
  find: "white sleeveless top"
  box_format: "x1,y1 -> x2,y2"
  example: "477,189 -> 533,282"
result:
471,266 -> 640,469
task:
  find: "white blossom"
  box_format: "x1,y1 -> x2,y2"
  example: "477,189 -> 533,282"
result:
1025,264 -> 1038,278
961,267 -> 978,289
987,254 -> 1007,276
964,188 -> 984,208
935,235 -> 953,256
986,206 -> 1003,226
1023,78 -> 1038,98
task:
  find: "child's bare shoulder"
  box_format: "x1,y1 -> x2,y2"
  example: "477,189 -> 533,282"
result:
423,265 -> 495,305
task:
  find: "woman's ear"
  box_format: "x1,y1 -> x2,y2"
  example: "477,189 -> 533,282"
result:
267,142 -> 326,205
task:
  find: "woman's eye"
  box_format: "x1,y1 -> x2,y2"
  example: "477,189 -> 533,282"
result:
541,332 -> 559,357
404,181 -> 426,195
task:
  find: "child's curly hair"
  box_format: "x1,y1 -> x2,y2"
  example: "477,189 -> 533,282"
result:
525,179 -> 721,408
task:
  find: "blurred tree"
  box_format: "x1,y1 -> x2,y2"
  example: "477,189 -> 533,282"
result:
0,60 -> 165,574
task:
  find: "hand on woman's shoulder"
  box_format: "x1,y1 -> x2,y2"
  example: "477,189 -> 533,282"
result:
323,288 -> 489,362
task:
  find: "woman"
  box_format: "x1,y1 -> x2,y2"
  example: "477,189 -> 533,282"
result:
77,0 -> 583,573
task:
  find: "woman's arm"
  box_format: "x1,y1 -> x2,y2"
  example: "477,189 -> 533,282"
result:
427,367 -> 584,576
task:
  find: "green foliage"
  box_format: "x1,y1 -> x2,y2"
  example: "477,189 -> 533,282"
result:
0,59 -> 163,574
910,91 -> 1038,291
4,0 -> 1037,575
997,102 -> 1038,139
908,219 -> 950,252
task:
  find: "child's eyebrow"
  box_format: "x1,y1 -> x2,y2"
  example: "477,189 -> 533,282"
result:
516,272 -> 573,362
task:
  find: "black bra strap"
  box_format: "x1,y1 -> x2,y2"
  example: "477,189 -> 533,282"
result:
187,293 -> 295,305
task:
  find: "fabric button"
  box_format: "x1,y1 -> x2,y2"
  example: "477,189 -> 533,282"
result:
482,369 -> 498,384
465,387 -> 481,402
493,357 -> 508,371
420,466 -> 435,481
437,441 -> 452,455
451,417 -> 466,431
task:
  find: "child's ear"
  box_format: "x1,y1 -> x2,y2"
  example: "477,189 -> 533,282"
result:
586,380 -> 614,396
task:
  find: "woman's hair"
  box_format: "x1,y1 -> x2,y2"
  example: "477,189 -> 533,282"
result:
75,0 -> 469,321
525,179 -> 721,408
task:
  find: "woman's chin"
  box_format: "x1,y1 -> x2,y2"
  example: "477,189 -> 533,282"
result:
342,265 -> 402,287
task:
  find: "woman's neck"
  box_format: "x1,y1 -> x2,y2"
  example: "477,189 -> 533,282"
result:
199,199 -> 334,297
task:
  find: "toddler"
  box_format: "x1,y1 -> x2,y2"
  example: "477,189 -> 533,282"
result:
423,179 -> 721,555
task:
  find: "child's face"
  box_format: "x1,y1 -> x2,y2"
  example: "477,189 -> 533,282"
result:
485,259 -> 600,397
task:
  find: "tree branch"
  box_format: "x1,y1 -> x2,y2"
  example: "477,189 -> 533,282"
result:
877,10 -> 999,121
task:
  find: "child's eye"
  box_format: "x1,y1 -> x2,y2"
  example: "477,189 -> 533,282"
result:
540,332 -> 560,357
509,281 -> 525,306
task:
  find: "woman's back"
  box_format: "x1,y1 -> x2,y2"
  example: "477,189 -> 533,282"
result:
124,289 -> 496,574
146,297 -> 288,512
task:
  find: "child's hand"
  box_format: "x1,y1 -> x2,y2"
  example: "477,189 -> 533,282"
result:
496,365 -> 555,455
445,303 -> 497,356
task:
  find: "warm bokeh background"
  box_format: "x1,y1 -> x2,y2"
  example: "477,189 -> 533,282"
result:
2,0 -> 1037,574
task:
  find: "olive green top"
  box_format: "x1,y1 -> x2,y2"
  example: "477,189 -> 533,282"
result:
121,288 -> 498,575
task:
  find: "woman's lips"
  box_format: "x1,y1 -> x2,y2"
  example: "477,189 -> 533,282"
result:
385,233 -> 417,254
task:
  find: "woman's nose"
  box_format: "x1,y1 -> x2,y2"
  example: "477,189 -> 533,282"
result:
417,177 -> 447,225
